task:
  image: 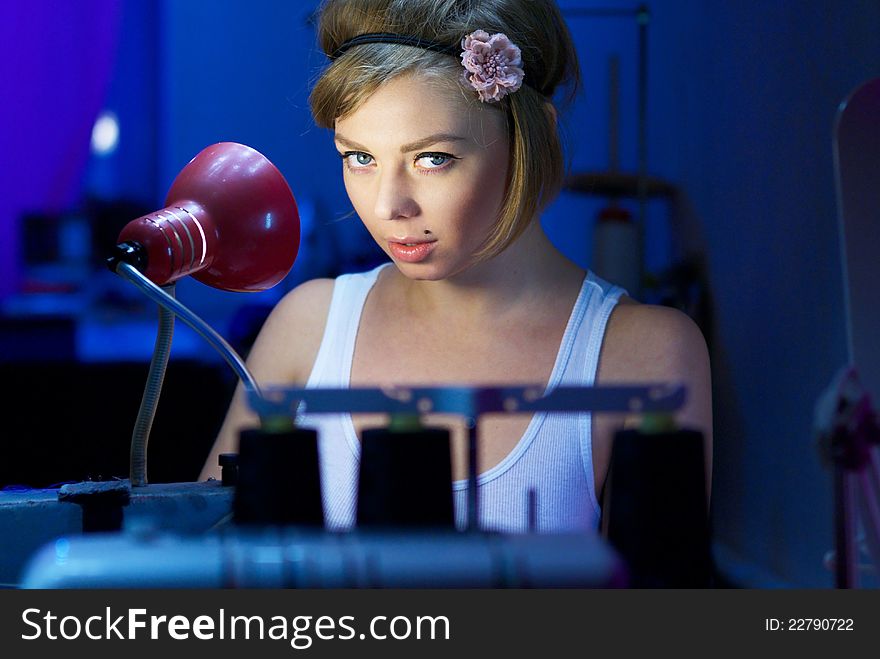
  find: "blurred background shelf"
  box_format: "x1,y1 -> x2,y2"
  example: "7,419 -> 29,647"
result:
564,171 -> 677,199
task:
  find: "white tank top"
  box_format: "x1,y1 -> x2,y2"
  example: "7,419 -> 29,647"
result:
297,263 -> 626,533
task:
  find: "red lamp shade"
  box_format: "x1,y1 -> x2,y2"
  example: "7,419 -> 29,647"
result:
116,142 -> 299,291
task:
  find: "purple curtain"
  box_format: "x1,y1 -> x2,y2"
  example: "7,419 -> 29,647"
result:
0,1 -> 122,298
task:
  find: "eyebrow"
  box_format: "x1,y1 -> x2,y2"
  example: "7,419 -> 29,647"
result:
334,132 -> 467,153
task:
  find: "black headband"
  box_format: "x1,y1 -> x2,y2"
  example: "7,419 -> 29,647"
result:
328,31 -> 548,97
330,32 -> 459,60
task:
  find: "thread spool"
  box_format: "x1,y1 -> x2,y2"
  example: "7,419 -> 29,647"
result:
233,425 -> 324,527
592,205 -> 640,295
357,421 -> 454,529
602,423 -> 711,587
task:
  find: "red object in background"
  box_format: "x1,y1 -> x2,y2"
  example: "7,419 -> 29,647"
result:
116,142 -> 299,291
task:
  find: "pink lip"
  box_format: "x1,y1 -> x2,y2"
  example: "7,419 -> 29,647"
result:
390,236 -> 433,244
388,239 -> 437,263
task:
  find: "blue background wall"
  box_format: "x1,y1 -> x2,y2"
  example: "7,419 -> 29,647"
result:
1,0 -> 879,587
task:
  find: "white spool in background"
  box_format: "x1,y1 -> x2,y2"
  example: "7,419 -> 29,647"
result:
592,205 -> 640,296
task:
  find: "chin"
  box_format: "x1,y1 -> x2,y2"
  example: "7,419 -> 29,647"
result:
394,266 -> 446,281
391,260 -> 455,281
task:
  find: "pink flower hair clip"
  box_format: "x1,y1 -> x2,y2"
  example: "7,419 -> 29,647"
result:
460,30 -> 525,103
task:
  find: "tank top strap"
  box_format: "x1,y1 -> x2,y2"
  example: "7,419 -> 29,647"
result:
562,270 -> 627,386
305,263 -> 390,388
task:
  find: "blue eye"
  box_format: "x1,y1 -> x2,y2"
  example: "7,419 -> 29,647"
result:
340,151 -> 373,169
415,152 -> 459,171
419,154 -> 448,167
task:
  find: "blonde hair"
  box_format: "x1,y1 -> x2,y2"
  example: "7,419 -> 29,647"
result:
309,0 -> 580,260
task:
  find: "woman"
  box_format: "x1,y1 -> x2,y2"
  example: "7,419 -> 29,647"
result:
201,0 -> 712,533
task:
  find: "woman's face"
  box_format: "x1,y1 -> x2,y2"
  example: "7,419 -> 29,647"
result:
334,73 -> 510,280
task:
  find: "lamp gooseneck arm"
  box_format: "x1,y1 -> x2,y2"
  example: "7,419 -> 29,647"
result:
113,262 -> 262,398
128,282 -> 175,487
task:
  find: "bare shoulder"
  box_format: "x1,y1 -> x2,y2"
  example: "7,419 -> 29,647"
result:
245,277 -> 335,385
598,297 -> 710,382
270,278 -> 335,324
593,296 -> 713,501
598,296 -> 713,458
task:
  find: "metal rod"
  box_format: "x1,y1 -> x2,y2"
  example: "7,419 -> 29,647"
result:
835,466 -> 857,588
608,55 -> 621,173
114,263 -> 261,398
857,468 -> 880,574
250,384 -> 686,418
868,446 -> 880,510
467,419 -> 479,532
129,283 -> 175,487
636,4 -> 650,298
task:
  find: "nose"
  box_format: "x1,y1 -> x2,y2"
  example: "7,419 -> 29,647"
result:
373,167 -> 418,220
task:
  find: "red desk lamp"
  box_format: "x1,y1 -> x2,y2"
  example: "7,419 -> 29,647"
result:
107,142 -> 300,485
110,142 -> 299,290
